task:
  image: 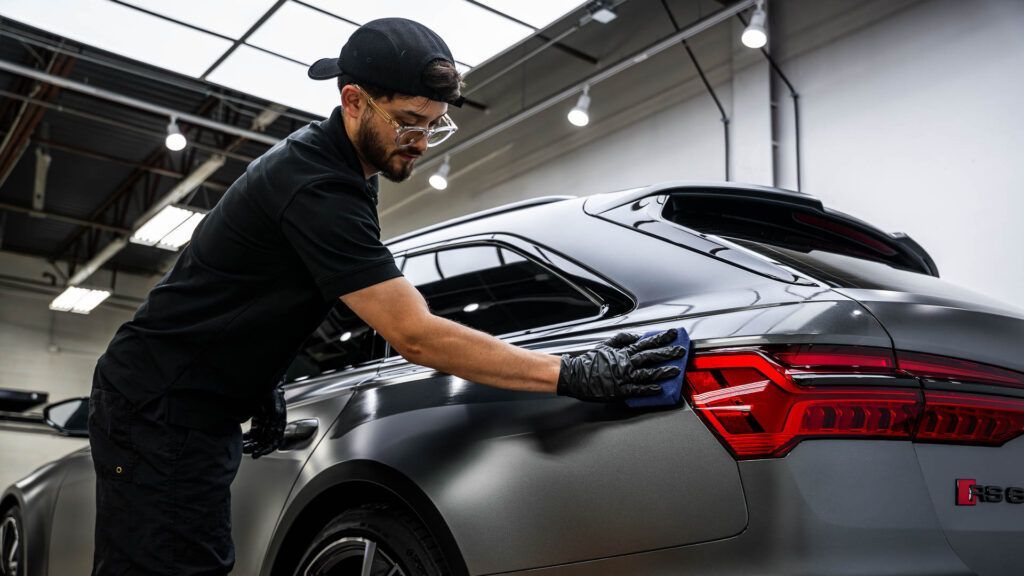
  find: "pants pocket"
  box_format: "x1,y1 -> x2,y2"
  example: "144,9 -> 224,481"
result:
88,388 -> 137,482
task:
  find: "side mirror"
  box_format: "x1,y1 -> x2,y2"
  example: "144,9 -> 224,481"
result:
43,398 -> 89,437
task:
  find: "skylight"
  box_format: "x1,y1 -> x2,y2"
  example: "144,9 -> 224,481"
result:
0,0 -> 585,115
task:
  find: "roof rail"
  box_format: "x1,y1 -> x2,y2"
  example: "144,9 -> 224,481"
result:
385,195 -> 576,246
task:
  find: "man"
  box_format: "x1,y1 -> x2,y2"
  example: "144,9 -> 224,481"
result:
88,18 -> 685,576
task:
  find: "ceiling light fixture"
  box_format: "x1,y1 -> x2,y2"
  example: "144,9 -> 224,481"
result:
130,205 -> 206,251
741,0 -> 768,49
429,155 -> 451,190
49,286 -> 111,314
568,86 -> 591,127
588,0 -> 618,24
165,116 -> 186,151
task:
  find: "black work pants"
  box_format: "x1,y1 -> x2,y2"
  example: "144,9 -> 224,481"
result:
88,370 -> 242,576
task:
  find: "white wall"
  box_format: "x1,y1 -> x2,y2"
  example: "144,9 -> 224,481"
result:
0,250 -> 155,400
773,0 -> 1024,309
383,0 -> 1024,309
0,250 -> 157,488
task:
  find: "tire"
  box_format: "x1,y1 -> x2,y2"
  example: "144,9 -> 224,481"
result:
0,506 -> 23,576
294,502 -> 451,576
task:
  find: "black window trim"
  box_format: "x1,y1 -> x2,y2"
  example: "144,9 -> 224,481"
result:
378,234 -> 632,361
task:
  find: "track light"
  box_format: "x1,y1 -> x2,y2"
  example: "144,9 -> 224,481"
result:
568,86 -> 591,127
429,156 -> 451,190
742,0 -> 768,49
165,117 -> 186,151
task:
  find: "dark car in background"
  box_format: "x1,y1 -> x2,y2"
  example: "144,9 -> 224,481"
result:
3,181 -> 1023,576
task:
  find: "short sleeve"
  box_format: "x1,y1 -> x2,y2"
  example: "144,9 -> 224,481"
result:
281,178 -> 402,301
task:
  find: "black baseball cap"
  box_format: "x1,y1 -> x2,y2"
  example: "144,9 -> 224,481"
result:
308,17 -> 464,107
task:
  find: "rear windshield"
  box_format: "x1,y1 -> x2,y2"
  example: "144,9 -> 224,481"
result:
662,195 -> 922,273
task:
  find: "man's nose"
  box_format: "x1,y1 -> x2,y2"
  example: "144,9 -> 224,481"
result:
408,136 -> 429,155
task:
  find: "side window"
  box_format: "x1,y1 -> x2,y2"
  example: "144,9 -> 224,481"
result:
284,301 -> 385,382
401,244 -> 601,337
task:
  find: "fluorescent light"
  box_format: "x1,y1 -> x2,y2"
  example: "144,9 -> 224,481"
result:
205,45 -> 338,116
474,0 -> 585,29
301,0 -> 533,66
119,0 -> 277,39
131,205 -> 205,250
742,1 -> 768,49
429,156 -> 451,190
49,286 -> 111,314
568,86 -> 591,127
247,1 -> 358,66
0,0 -> 232,77
165,119 -> 186,151
157,211 -> 205,250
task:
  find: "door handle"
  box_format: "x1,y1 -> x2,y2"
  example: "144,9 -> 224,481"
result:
281,418 -> 318,449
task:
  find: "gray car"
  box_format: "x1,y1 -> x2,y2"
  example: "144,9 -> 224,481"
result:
3,182 -> 1023,576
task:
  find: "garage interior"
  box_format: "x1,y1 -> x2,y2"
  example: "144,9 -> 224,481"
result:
0,0 -> 1022,572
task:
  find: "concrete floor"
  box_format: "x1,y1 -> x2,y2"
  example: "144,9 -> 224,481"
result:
0,425 -> 88,490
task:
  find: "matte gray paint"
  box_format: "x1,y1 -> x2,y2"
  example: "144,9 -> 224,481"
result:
914,439 -> 1024,576
490,442 -> 975,575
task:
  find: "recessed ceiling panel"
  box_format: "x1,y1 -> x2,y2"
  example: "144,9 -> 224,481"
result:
206,45 -> 338,116
0,0 -> 232,77
475,0 -> 584,29
247,1 -> 358,65
120,0 -> 277,39
302,0 -> 534,66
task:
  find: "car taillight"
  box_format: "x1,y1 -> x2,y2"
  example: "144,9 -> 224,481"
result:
897,351 -> 1024,389
916,391 -> 1024,445
684,346 -> 1024,459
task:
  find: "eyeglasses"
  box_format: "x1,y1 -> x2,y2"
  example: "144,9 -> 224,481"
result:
356,85 -> 458,148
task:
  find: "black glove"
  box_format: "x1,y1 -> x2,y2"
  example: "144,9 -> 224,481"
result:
557,329 -> 686,402
242,386 -> 286,459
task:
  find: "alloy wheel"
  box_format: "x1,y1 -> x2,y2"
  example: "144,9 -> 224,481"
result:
0,514 -> 19,576
303,536 -> 407,576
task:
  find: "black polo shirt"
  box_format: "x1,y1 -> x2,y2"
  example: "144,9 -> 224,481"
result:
97,106 -> 402,431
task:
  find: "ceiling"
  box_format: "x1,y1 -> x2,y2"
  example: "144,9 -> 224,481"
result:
0,0 -> 587,116
0,0 -> 758,287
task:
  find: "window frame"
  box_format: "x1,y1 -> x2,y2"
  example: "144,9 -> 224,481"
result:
381,234 -> 632,359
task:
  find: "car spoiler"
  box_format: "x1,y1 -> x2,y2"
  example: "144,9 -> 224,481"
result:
583,181 -> 939,277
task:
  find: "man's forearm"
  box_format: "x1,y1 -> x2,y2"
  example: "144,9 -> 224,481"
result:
396,315 -> 561,394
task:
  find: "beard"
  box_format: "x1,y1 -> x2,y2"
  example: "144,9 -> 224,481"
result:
355,114 -> 419,182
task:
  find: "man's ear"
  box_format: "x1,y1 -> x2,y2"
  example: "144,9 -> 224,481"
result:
340,84 -> 363,120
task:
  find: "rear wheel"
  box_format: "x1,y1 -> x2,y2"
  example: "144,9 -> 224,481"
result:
295,503 -> 449,576
0,506 -> 23,576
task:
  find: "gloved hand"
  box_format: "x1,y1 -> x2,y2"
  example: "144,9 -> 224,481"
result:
557,329 -> 686,402
242,386 -> 286,459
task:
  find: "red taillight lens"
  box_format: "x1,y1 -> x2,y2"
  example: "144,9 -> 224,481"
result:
685,346 -> 1024,459
897,351 -> 1024,389
916,391 -> 1024,445
686,351 -> 920,459
771,344 -> 895,372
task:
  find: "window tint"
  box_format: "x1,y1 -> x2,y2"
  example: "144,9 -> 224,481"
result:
662,195 -> 924,272
284,301 -> 385,382
406,244 -> 601,336
729,239 -> 984,302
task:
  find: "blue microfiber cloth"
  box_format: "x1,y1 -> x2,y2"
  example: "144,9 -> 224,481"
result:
625,327 -> 691,408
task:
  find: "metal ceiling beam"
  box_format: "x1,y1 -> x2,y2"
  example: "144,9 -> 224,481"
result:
0,201 -> 132,234
58,106 -> 283,286
0,58 -> 281,146
0,87 -> 258,163
0,54 -> 75,188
